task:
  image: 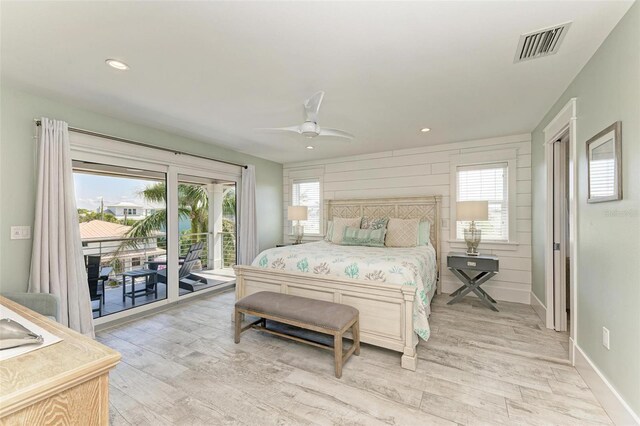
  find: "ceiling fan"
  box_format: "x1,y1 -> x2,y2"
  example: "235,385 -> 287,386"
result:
261,91 -> 354,140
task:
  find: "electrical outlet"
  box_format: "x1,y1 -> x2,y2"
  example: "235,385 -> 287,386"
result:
602,327 -> 610,350
10,226 -> 31,240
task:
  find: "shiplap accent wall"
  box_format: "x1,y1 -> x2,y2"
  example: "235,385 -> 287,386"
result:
283,133 -> 532,304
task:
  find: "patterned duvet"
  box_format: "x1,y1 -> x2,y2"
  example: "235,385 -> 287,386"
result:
251,241 -> 437,340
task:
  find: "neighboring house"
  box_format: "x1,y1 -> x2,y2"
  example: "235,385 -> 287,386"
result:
103,202 -> 157,222
79,220 -> 166,273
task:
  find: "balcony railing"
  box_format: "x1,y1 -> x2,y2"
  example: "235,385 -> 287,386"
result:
219,231 -> 236,268
179,232 -> 210,269
83,231 -> 236,281
82,235 -> 166,278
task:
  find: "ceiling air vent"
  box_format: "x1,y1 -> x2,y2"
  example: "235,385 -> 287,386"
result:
514,22 -> 571,63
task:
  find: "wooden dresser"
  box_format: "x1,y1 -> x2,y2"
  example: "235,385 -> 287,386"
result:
0,296 -> 120,425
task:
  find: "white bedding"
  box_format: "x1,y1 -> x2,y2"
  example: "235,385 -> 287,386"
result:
251,240 -> 437,340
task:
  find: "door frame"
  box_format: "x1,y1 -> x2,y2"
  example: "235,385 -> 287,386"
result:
543,98 -> 578,362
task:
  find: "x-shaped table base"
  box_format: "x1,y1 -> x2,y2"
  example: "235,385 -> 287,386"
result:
447,268 -> 498,311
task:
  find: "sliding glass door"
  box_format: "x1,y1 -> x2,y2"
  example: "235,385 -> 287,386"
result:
73,161 -> 169,318
70,134 -> 241,324
176,173 -> 237,297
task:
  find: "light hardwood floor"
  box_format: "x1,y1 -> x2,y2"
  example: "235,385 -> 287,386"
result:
98,291 -> 611,425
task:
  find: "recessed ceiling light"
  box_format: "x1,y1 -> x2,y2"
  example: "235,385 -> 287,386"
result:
306,146 -> 314,150
105,59 -> 130,70
421,128 -> 431,133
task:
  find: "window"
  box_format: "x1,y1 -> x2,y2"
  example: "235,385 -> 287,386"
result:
131,257 -> 141,267
456,163 -> 508,241
291,178 -> 321,235
589,158 -> 615,197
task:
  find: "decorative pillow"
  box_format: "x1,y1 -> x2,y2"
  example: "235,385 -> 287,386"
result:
361,216 -> 389,230
385,218 -> 419,247
341,226 -> 386,247
418,221 -> 431,246
324,221 -> 334,242
331,217 -> 362,244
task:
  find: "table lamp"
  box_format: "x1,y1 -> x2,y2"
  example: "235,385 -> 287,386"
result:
456,201 -> 489,256
288,205 -> 308,244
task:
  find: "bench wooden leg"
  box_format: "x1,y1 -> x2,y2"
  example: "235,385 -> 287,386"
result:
234,309 -> 242,344
334,333 -> 343,379
352,320 -> 360,356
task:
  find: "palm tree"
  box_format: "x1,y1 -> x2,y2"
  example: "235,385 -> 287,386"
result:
221,187 -> 237,267
117,182 -> 237,267
222,187 -> 236,217
126,182 -> 209,239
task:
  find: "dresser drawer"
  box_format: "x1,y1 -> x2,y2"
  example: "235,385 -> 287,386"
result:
447,255 -> 499,272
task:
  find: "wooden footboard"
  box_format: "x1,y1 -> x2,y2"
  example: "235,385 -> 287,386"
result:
234,265 -> 420,371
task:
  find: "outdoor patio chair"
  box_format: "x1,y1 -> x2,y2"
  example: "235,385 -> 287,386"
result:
86,255 -> 104,316
153,241 -> 208,292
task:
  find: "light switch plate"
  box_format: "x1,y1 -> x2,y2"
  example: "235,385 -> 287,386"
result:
10,226 -> 31,240
602,327 -> 610,350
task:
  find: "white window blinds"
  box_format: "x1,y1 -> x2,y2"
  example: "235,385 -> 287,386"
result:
589,159 -> 615,197
291,179 -> 321,234
456,163 -> 508,241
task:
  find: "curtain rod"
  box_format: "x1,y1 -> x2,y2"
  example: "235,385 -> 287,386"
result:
34,119 -> 248,169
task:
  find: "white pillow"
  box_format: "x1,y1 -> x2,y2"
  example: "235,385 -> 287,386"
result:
385,218 -> 419,247
324,221 -> 333,242
331,217 -> 362,244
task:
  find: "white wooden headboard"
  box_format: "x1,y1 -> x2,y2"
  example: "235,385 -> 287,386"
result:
324,196 -> 442,275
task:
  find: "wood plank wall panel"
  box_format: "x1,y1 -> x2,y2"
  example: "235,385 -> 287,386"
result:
282,133 -> 533,304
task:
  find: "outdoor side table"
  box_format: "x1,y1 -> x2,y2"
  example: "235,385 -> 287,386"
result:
122,269 -> 158,306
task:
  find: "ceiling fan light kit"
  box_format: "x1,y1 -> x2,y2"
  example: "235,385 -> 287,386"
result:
260,91 -> 354,144
300,121 -> 320,138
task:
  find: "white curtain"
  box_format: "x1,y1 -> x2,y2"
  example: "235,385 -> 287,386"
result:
238,165 -> 259,265
29,118 -> 94,337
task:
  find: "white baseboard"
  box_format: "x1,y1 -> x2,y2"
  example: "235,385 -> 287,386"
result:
441,281 -> 530,304
530,291 -> 546,323
574,345 -> 639,425
569,337 -> 575,365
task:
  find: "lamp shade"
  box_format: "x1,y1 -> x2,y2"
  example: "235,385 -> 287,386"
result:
456,201 -> 489,221
288,205 -> 308,221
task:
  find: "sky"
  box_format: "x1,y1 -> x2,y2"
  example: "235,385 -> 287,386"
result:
74,172 -> 162,211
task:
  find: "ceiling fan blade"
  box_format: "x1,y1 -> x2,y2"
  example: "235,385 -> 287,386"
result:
304,91 -> 324,123
258,125 -> 302,134
318,128 -> 354,140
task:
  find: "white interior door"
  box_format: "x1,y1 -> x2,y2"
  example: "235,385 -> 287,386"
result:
553,137 -> 568,332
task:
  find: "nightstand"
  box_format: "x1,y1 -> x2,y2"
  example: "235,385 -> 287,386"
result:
447,252 -> 499,311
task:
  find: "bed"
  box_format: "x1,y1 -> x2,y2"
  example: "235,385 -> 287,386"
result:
234,196 -> 441,371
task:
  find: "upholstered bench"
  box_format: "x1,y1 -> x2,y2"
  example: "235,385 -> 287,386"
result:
234,291 -> 360,378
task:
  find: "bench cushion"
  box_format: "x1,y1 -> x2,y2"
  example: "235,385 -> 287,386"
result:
236,291 -> 358,331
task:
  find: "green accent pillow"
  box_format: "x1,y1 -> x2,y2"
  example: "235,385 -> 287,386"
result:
418,221 -> 431,245
361,216 -> 389,230
341,226 -> 386,247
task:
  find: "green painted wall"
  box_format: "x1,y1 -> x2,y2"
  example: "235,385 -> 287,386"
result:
531,3 -> 640,414
0,84 -> 283,293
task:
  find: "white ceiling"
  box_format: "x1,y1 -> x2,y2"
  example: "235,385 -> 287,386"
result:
1,1 -> 633,164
